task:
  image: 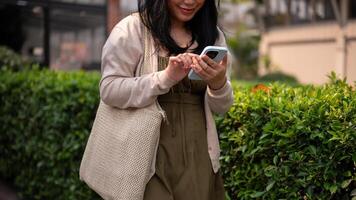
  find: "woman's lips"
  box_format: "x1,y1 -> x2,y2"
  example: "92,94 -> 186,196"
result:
179,7 -> 195,15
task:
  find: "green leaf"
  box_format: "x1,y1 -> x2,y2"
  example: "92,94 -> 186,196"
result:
266,180 -> 276,191
351,189 -> 356,196
250,191 -> 266,198
225,191 -> 231,200
341,179 -> 352,188
330,185 -> 338,194
308,145 -> 317,156
297,172 -> 308,177
273,155 -> 278,165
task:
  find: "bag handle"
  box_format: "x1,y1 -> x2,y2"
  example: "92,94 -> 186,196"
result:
135,18 -> 152,77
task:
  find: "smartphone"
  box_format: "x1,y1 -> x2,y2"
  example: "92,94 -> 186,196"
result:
188,46 -> 228,80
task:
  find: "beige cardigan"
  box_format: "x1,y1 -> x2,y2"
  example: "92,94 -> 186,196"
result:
99,14 -> 234,173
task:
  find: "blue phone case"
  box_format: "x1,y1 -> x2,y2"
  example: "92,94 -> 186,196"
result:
188,46 -> 228,80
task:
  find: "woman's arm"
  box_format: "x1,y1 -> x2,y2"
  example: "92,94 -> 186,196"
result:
99,15 -> 177,109
206,79 -> 234,114
205,28 -> 234,114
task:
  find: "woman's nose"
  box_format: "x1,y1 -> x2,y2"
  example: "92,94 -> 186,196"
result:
183,0 -> 195,5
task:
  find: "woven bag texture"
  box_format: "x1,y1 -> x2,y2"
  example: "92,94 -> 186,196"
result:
79,15 -> 163,200
80,102 -> 162,200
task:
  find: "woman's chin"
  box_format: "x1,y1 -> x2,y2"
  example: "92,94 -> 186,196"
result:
177,15 -> 194,22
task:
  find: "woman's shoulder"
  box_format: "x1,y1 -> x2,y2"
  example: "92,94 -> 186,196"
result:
104,13 -> 143,52
112,12 -> 142,36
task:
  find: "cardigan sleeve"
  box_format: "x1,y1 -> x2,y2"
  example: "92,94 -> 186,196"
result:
99,15 -> 177,109
205,27 -> 234,114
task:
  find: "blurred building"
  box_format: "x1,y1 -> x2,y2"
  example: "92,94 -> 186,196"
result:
219,1 -> 259,37
259,0 -> 356,84
0,0 -> 138,70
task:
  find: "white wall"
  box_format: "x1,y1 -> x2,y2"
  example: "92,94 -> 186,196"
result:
259,21 -> 356,84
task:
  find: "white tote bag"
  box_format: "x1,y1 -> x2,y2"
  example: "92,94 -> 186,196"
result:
79,21 -> 163,200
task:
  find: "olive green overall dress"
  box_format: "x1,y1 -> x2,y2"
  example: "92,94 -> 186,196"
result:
143,56 -> 225,200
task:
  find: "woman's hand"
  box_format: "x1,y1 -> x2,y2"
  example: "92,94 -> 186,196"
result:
165,53 -> 195,82
191,55 -> 227,90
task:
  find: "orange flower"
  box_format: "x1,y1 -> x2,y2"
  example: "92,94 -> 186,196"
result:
251,83 -> 270,93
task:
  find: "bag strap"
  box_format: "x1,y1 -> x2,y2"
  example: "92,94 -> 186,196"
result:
139,18 -> 167,119
136,18 -> 152,77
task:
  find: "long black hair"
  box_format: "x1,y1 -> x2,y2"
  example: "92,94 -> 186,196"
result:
138,0 -> 220,55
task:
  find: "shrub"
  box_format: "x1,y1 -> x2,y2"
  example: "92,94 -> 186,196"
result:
217,75 -> 356,199
0,69 -> 355,200
0,46 -> 33,71
0,69 -> 101,199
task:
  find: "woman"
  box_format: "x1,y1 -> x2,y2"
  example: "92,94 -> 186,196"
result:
99,0 -> 234,199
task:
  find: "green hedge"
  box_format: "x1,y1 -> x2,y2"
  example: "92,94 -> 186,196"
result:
217,74 -> 356,199
0,69 -> 355,199
257,72 -> 298,84
0,69 -> 101,199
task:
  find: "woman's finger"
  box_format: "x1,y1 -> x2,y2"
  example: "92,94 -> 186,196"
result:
170,56 -> 182,63
192,64 -> 212,80
201,55 -> 220,69
183,53 -> 193,68
196,56 -> 217,75
170,56 -> 183,66
220,54 -> 228,66
178,54 -> 190,69
192,58 -> 214,80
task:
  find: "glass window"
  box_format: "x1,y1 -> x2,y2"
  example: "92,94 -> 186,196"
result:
0,0 -> 107,69
265,0 -> 336,28
52,0 -> 106,6
0,3 -> 45,63
50,7 -> 106,70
